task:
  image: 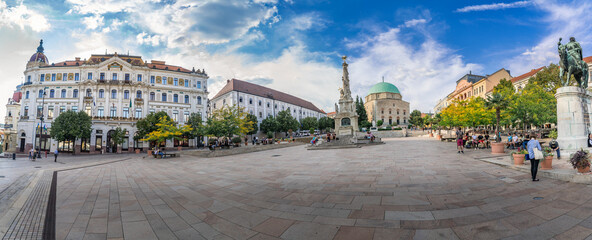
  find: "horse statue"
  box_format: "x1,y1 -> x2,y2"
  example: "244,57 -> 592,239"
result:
558,37 -> 589,89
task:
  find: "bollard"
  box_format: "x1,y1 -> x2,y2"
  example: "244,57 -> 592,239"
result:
12,153 -> 16,160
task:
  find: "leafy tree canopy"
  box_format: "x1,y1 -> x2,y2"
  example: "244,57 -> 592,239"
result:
136,111 -> 170,140
276,109 -> 299,134
300,117 -> 318,131
50,110 -> 92,142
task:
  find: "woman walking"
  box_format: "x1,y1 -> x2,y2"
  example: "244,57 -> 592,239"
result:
527,135 -> 542,181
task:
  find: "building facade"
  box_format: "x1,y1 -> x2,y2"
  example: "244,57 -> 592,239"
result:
17,40 -> 208,154
511,67 -> 545,91
364,81 -> 410,127
3,85 -> 22,153
211,79 -> 326,135
471,68 -> 512,99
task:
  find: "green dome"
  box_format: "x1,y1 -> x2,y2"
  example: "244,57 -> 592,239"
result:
367,82 -> 400,95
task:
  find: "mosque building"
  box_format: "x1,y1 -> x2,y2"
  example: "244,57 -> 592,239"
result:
364,80 -> 410,127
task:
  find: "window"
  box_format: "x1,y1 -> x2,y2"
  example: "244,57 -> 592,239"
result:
196,81 -> 201,89
174,78 -> 178,86
184,80 -> 189,87
162,77 -> 167,85
63,73 -> 67,81
149,109 -> 155,114
24,106 -> 28,116
40,74 -> 45,82
135,108 -> 142,118
100,72 -> 105,80
258,100 -> 262,106
110,107 -> 117,117
74,73 -> 79,81
184,111 -> 189,122
123,107 -> 129,118
97,107 -> 104,117
49,89 -> 55,98
162,93 -> 167,102
73,89 -> 78,98
136,90 -> 142,99
239,97 -> 243,103
173,110 -> 178,122
173,94 -> 178,103
184,95 -> 189,104
249,98 -> 253,104
36,106 -> 42,117
389,109 -> 391,114
137,74 -> 142,82
125,73 -> 130,81
85,106 -> 91,116
99,89 -> 104,98
274,104 -> 277,109
111,89 -> 117,99
72,106 -> 78,112
259,112 -> 262,118
61,89 -> 66,98
197,96 -> 202,105
150,76 -> 155,84
267,102 -> 270,108
60,106 -> 66,113
51,74 -> 56,81
150,92 -> 155,101
26,91 -> 29,99
86,89 -> 92,97
112,73 -> 118,80
88,72 -> 92,80
124,90 -> 129,99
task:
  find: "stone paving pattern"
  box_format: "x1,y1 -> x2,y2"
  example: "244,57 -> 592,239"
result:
46,138 -> 592,239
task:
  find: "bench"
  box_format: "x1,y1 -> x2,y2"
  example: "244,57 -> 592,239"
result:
441,137 -> 456,142
153,153 -> 179,158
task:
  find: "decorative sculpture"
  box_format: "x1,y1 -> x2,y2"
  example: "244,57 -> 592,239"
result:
558,37 -> 589,89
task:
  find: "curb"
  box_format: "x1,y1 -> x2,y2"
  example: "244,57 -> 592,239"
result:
476,157 -> 592,184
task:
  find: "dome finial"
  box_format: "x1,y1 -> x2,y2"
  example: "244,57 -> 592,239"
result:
37,39 -> 44,53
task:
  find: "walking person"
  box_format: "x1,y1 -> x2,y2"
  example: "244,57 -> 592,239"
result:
527,135 -> 543,181
54,149 -> 58,162
549,138 -> 560,159
456,127 -> 464,154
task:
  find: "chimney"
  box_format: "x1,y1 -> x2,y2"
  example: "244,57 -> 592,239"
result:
227,79 -> 230,83
75,57 -> 80,61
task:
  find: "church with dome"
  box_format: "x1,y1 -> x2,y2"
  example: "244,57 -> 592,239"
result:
364,80 -> 410,127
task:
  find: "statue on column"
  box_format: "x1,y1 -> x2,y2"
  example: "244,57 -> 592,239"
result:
558,37 -> 589,89
341,56 -> 352,99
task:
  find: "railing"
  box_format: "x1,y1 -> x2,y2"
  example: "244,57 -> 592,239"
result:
21,116 -> 29,120
134,98 -> 143,105
92,116 -> 142,121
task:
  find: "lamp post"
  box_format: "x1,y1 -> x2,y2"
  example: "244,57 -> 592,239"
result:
37,88 -> 47,158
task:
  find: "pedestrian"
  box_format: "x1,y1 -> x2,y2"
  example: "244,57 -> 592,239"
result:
327,132 -> 331,142
588,133 -> 592,147
252,137 -> 255,145
456,127 -> 464,154
527,135 -> 542,181
54,149 -> 58,162
28,148 -> 33,160
549,138 -> 560,159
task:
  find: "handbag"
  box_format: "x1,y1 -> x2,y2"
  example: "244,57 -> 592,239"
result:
533,148 -> 544,160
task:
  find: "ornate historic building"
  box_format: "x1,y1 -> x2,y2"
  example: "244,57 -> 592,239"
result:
17,40 -> 208,154
3,85 -> 22,153
364,81 -> 410,127
211,78 -> 326,136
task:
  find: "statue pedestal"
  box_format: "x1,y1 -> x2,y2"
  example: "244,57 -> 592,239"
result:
334,98 -> 359,136
556,86 -> 592,151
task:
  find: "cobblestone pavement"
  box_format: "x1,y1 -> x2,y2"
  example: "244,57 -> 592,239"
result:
53,137 -> 592,239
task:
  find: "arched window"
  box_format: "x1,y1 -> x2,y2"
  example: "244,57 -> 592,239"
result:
124,90 -> 129,99
99,89 -> 104,98
197,96 -> 202,105
258,100 -> 262,106
111,89 -> 117,99
49,89 -> 55,98
389,108 -> 391,114
61,89 -> 66,98
150,92 -> 155,101
184,95 -> 189,104
38,90 -> 43,98
73,89 -> 79,98
239,97 -> 243,103
136,90 -> 142,99
173,94 -> 178,103
249,98 -> 253,104
25,91 -> 29,99
86,89 -> 92,97
162,93 -> 167,102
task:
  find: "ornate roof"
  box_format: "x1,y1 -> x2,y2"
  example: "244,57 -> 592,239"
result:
368,82 -> 400,95
29,39 -> 48,63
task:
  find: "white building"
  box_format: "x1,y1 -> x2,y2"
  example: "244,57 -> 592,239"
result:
510,67 -> 545,91
3,85 -> 22,153
211,79 -> 326,135
17,40 -> 208,154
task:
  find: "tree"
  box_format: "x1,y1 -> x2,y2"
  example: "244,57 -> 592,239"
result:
377,119 -> 383,126
135,111 -> 171,141
508,82 -> 556,130
300,117 -> 318,131
485,93 -> 510,141
409,110 -> 423,127
185,113 -> 206,147
276,109 -> 299,136
530,64 -> 561,92
246,113 -> 259,136
355,96 -> 371,128
206,105 -> 254,139
110,127 -> 127,151
142,117 -> 192,146
492,78 -> 515,98
318,117 -> 335,132
260,115 -> 278,137
50,110 -> 92,155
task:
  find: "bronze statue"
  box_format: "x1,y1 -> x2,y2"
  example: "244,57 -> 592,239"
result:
558,37 -> 589,89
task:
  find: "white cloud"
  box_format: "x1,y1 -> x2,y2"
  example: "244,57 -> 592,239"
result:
456,1 -> 531,13
346,28 -> 480,112
66,0 -> 159,15
291,12 -> 326,31
136,32 -> 162,46
82,14 -> 104,30
504,0 -> 592,75
403,18 -> 428,28
0,1 -> 50,32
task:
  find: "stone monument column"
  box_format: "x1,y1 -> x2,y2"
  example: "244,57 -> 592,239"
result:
555,86 -> 592,151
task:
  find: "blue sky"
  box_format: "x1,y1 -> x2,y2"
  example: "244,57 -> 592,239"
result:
0,0 -> 590,119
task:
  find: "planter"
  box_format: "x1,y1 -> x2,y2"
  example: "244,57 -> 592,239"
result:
541,156 -> 553,170
177,146 -> 182,151
578,166 -> 591,173
512,154 -> 525,165
135,149 -> 140,154
148,150 -> 152,156
491,142 -> 505,154
436,135 -> 442,140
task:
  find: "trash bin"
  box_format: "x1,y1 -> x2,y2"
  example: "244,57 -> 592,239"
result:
12,153 -> 16,160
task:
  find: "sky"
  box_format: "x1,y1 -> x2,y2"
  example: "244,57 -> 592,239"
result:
0,0 -> 591,120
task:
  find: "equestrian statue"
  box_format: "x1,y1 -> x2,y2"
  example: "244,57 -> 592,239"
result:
558,37 -> 589,89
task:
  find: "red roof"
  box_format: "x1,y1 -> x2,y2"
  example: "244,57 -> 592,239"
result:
213,79 -> 324,113
584,56 -> 592,63
510,67 -> 545,83
146,63 -> 192,73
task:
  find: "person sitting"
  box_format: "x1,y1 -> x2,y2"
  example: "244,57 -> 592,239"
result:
159,148 -> 165,158
366,131 -> 375,142
477,133 -> 484,149
506,135 -> 513,149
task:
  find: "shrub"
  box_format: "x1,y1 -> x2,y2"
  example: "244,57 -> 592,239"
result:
231,137 -> 242,144
570,149 -> 590,169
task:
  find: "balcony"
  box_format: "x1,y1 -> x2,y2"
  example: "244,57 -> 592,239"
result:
92,116 -> 141,121
83,96 -> 93,104
134,98 -> 143,105
21,116 -> 29,120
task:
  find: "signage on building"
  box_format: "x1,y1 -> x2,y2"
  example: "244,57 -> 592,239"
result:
3,124 -> 12,129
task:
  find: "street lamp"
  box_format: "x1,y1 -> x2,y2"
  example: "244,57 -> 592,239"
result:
37,88 -> 47,158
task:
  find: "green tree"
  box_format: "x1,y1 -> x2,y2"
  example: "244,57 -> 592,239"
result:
530,64 -> 560,92
355,96 -> 371,128
485,93 -> 510,141
276,109 -> 299,136
135,111 -> 171,141
409,110 -> 423,127
492,78 -> 515,97
377,119 -> 384,126
260,115 -> 278,137
50,110 -> 92,155
318,116 -> 335,132
142,117 -> 192,146
300,117 -> 318,131
246,113 -> 259,136
185,113 -> 206,147
110,127 -> 127,151
508,83 -> 556,130
206,105 -> 254,139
